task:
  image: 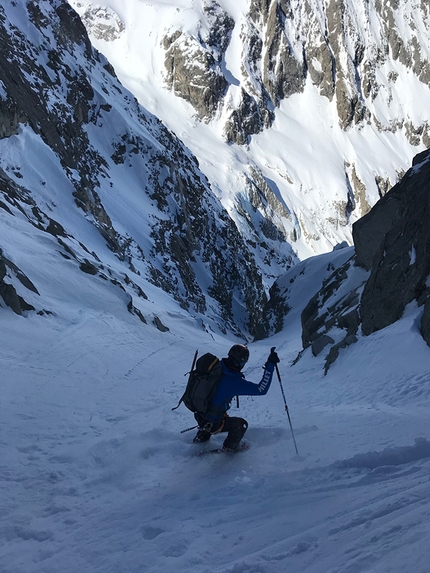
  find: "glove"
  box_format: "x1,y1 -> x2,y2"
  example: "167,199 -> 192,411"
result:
267,347 -> 280,364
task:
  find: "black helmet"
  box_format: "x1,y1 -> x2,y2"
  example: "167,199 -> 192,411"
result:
228,344 -> 249,370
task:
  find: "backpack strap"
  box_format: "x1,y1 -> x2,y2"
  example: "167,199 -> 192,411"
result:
171,395 -> 184,411
207,356 -> 219,371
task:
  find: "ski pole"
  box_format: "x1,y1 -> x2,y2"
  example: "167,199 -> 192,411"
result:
275,364 -> 299,455
180,424 -> 199,434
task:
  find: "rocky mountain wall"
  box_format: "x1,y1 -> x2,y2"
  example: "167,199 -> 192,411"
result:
262,149 -> 430,372
0,0 -> 266,337
353,149 -> 430,337
70,0 -> 430,278
156,0 -> 430,146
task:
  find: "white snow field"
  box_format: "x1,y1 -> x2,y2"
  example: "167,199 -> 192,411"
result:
2,252 -> 430,573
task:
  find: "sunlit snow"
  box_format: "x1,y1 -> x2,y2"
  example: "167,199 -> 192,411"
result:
2,2 -> 430,572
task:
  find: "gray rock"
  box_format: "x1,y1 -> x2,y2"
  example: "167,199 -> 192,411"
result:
79,6 -> 125,42
294,150 -> 430,371
0,91 -> 22,139
164,31 -> 228,119
153,316 -> 169,332
202,1 -> 235,54
262,1 -> 306,105
352,196 -> 403,271
306,35 -> 335,100
224,89 -> 271,144
79,261 -> 98,275
301,259 -> 355,349
344,334 -> 358,346
0,247 -> 39,314
312,335 -> 335,357
354,149 -> 430,336
420,295 -> 430,346
0,257 -> 6,282
0,283 -> 22,314
163,1 -> 234,122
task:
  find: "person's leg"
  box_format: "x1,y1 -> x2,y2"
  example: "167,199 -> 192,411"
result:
193,429 -> 211,443
193,414 -> 215,443
221,416 -> 248,451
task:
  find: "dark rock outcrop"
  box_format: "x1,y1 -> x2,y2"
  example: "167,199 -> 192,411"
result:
353,149 -> 430,338
308,149 -> 430,368
163,1 -> 233,120
0,249 -> 38,315
163,30 -> 229,120
300,255 -> 364,373
260,149 -> 430,372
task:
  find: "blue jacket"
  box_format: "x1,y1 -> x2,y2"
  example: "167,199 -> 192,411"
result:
206,359 -> 275,421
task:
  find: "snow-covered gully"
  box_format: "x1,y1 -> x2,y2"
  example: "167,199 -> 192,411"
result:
2,306 -> 429,572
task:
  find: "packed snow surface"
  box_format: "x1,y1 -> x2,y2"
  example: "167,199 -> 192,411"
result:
2,264 -> 430,572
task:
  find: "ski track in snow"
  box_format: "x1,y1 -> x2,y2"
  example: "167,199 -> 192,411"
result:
2,310 -> 430,573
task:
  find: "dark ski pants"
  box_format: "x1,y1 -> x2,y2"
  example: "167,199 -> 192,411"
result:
193,414 -> 248,451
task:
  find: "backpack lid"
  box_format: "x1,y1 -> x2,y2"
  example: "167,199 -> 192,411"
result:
195,353 -> 219,374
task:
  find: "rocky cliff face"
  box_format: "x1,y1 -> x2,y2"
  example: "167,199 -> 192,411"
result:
0,0 -> 266,337
155,0 -> 430,146
263,149 -> 430,372
353,149 -> 430,339
163,3 -> 234,121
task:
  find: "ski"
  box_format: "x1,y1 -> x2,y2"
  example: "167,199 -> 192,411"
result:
195,442 -> 249,457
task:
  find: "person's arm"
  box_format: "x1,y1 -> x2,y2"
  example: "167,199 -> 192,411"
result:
254,361 -> 275,394
231,347 -> 280,397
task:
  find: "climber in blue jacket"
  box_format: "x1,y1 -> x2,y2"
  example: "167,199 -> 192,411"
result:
193,344 -> 280,451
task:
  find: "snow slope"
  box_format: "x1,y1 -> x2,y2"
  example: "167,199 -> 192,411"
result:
2,3 -> 430,571
2,249 -> 430,573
